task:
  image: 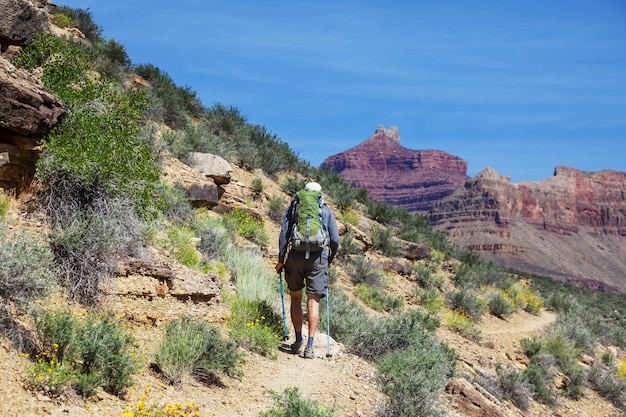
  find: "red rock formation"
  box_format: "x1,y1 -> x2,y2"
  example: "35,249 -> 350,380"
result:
320,126 -> 469,213
430,166 -> 626,293
0,56 -> 66,192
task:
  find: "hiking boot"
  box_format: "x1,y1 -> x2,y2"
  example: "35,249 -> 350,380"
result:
290,340 -> 302,354
303,347 -> 314,359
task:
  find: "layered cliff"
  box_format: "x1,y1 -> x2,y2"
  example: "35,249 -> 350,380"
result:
320,126 -> 469,213
430,166 -> 626,292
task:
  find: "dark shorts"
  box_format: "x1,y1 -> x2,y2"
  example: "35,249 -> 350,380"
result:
284,250 -> 328,295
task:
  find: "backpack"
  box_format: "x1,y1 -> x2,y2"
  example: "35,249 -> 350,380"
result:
290,189 -> 328,258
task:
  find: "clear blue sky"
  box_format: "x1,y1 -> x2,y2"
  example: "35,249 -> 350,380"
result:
57,1 -> 626,182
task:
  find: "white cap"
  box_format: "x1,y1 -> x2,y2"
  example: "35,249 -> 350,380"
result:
304,181 -> 322,192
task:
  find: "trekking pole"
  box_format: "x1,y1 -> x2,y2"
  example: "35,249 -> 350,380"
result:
326,286 -> 332,358
279,271 -> 288,340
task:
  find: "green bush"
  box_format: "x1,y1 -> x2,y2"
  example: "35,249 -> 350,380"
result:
193,212 -> 232,261
446,289 -> 485,321
587,365 -> 626,405
376,342 -> 456,417
51,13 -> 72,28
280,176 -> 307,197
251,177 -> 264,199
268,194 -> 286,223
0,192 -> 9,220
155,316 -> 242,385
345,255 -> 385,288
350,309 -> 440,361
225,207 -> 269,247
57,6 -> 102,42
523,358 -> 557,405
258,387 -> 338,417
14,34 -> 160,215
166,225 -> 202,268
495,363 -> 533,410
339,230 -> 361,256
319,289 -> 369,350
153,182 -> 194,222
485,289 -> 514,318
28,310 -> 139,397
228,299 -> 283,358
0,228 -> 56,308
370,225 -> 402,257
354,284 -> 403,313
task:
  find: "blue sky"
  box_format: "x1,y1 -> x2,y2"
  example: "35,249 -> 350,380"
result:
57,1 -> 626,182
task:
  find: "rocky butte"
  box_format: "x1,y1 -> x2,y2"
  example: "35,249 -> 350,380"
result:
320,126 -> 469,213
429,166 -> 626,293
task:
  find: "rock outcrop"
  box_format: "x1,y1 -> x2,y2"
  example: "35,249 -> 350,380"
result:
0,55 -> 66,192
430,166 -> 626,293
320,126 -> 469,213
0,0 -> 49,53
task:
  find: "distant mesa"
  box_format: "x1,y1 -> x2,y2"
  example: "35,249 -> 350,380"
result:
320,125 -> 469,213
430,165 -> 626,293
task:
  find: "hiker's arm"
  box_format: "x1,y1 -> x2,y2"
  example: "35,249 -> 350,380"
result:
277,205 -> 292,264
326,208 -> 340,264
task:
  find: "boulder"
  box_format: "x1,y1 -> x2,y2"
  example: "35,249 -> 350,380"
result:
188,152 -> 233,185
0,56 -> 66,192
0,0 -> 49,51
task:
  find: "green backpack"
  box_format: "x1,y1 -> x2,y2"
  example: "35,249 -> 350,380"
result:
290,189 -> 328,258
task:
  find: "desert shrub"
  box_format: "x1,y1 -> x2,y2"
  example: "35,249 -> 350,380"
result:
51,13 -> 72,28
268,194 -> 286,222
0,228 -> 57,308
376,342 -> 456,417
485,289 -> 514,318
28,310 -> 139,397
228,299 -> 283,358
345,255 -> 385,288
0,192 -> 9,220
350,309 -> 439,361
251,177 -> 264,199
259,387 -> 339,417
33,309 -> 77,363
495,363 -> 533,410
520,336 -> 543,358
446,288 -> 485,321
280,175 -> 307,197
370,225 -> 402,257
155,316 -> 242,385
134,63 -> 203,129
193,212 -> 232,261
221,246 -> 277,304
14,34 -> 160,214
338,209 -> 360,226
57,6 -> 102,42
619,357 -> 626,380
316,170 -> 362,210
224,207 -> 268,247
354,284 -> 403,313
523,358 -> 557,405
339,230 -> 361,256
153,182 -> 194,223
418,287 -> 445,314
588,365 -> 626,405
74,313 -> 139,395
507,281 -> 545,314
319,289 -> 369,349
47,176 -> 145,305
443,309 -> 481,341
411,263 -> 434,288
166,226 -> 202,269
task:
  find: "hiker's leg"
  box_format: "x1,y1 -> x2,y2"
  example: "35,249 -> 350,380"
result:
290,290 -> 303,334
307,292 -> 322,342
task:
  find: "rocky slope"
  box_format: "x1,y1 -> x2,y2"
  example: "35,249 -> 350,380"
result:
320,125 -> 469,213
430,166 -> 626,293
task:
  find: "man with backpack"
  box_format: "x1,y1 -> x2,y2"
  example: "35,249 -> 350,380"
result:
275,181 -> 339,359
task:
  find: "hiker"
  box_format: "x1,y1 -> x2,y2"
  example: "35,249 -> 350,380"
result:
275,181 -> 339,359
